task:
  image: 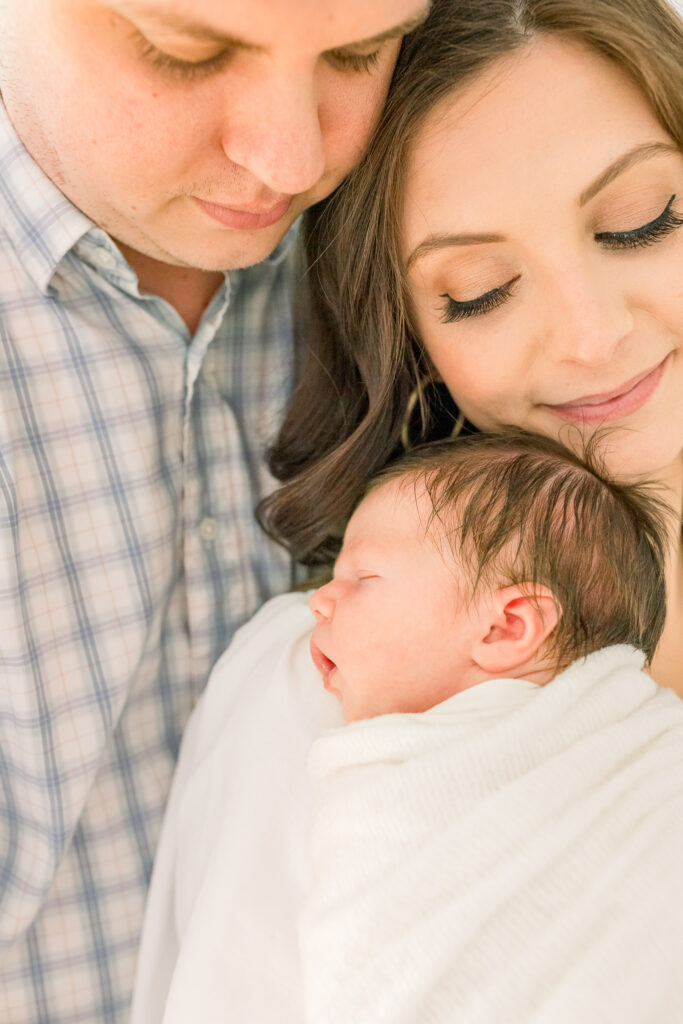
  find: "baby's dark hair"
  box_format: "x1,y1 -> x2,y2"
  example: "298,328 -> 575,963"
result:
369,430 -> 671,670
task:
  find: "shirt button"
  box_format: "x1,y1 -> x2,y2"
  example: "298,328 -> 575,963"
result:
94,248 -> 117,269
199,516 -> 218,543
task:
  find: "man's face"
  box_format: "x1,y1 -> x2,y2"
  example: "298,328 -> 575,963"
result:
0,0 -> 429,270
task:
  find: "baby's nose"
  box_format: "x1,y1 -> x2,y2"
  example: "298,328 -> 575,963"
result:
309,582 -> 335,621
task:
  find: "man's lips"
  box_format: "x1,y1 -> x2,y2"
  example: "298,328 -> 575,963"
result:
541,354 -> 670,424
310,637 -> 337,691
192,194 -> 292,230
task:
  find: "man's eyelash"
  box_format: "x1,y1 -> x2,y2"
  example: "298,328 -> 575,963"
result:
326,50 -> 381,74
596,194 -> 683,250
136,38 -> 233,81
439,276 -> 521,325
136,36 -> 381,81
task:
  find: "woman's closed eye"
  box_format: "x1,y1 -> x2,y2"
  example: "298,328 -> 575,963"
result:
595,193 -> 683,250
439,275 -> 521,325
437,195 -> 683,325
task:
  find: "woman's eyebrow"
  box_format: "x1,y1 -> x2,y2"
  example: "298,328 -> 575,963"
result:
578,141 -> 680,207
405,142 -> 681,270
406,232 -> 504,271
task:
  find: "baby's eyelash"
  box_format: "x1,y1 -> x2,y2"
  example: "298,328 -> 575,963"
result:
439,275 -> 521,325
596,194 -> 683,250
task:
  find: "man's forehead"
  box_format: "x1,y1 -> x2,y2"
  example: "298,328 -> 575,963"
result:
102,0 -> 432,50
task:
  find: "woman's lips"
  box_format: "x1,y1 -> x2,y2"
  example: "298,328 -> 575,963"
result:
192,194 -> 292,230
542,354 -> 670,424
310,637 -> 337,691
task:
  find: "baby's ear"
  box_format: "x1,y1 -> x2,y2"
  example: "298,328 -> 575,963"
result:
471,585 -> 559,676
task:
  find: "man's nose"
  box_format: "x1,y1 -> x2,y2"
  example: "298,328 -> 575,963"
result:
220,71 -> 326,196
309,581 -> 337,622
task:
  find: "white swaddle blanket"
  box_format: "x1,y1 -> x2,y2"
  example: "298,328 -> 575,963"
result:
131,592 -> 343,1024
132,593 -> 683,1024
301,644 -> 683,1024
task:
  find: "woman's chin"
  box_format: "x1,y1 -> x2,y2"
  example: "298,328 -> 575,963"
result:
462,410 -> 682,492
578,435 -> 682,488
526,414 -> 683,488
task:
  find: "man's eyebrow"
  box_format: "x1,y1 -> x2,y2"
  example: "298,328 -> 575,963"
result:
579,142 -> 680,207
333,5 -> 433,51
406,232 -> 504,271
108,1 -> 432,51
105,2 -> 256,45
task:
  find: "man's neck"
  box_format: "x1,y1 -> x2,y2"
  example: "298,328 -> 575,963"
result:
117,242 -> 225,335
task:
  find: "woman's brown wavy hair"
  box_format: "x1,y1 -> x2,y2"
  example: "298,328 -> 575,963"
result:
258,0 -> 683,565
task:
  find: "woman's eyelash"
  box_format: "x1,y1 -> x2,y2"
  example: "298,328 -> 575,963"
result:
439,275 -> 521,325
438,196 -> 682,326
596,194 -> 683,250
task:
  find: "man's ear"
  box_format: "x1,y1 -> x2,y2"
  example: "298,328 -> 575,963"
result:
471,585 -> 560,676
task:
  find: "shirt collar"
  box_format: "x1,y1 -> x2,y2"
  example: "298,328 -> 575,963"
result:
0,102 -> 95,295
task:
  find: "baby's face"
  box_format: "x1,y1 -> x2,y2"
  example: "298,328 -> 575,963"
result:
309,478 -> 482,722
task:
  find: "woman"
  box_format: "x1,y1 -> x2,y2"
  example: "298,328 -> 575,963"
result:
260,0 -> 683,692
132,2 -> 683,1021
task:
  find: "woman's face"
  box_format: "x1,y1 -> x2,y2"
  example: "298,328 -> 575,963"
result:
402,36 -> 683,486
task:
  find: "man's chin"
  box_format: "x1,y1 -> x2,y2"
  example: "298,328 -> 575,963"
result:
159,222 -> 297,272
114,207 -> 299,274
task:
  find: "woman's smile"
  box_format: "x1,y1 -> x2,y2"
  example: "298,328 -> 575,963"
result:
403,37 -> 683,480
540,352 -> 672,424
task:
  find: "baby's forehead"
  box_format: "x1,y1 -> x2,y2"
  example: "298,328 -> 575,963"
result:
341,474 -> 446,560
349,475 -> 427,533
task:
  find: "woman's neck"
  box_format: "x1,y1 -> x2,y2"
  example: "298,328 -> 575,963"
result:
647,454 -> 683,696
649,542 -> 683,696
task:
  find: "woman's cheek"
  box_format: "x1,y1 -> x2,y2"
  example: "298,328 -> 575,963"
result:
431,351 -> 514,430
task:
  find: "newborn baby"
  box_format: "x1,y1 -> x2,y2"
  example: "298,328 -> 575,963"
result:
133,431 -> 683,1024
302,431 -> 683,1024
309,429 -> 666,720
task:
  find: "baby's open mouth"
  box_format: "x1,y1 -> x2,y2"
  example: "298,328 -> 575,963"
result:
310,638 -> 337,688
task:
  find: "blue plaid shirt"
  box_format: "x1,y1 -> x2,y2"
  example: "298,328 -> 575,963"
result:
0,102 -> 296,1023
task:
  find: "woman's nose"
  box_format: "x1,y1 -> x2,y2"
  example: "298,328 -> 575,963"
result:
549,266 -> 633,366
309,581 -> 336,621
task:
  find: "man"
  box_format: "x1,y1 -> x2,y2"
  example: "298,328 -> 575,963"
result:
0,1 -> 431,1020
